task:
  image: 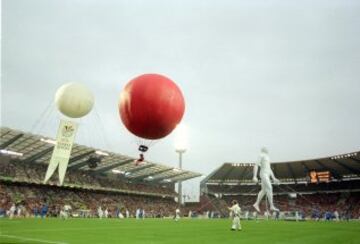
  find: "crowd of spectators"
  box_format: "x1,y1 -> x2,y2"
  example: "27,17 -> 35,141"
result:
0,181 -> 180,218
2,159 -> 359,220
0,160 -> 175,196
0,160 -> 206,219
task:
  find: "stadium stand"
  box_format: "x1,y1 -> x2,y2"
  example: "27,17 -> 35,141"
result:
0,127 -> 201,218
200,151 -> 360,220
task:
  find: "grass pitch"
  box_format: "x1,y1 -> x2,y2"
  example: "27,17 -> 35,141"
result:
0,218 -> 359,244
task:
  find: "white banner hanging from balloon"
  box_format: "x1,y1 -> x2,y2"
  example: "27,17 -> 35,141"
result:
44,119 -> 78,185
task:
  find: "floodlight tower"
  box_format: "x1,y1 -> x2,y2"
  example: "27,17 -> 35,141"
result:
174,124 -> 188,206
176,148 -> 186,205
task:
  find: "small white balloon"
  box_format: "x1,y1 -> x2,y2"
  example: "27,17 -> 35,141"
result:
55,83 -> 94,118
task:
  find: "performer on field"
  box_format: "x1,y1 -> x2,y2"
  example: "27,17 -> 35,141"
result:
9,203 -> 16,219
175,208 -> 181,221
228,200 -> 242,231
60,204 -> 72,220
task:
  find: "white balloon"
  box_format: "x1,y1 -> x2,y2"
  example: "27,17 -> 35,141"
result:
55,83 -> 94,118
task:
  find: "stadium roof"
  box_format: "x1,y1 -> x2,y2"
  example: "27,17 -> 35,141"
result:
202,151 -> 360,185
0,127 -> 201,184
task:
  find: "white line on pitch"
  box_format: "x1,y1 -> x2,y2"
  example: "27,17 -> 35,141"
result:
0,234 -> 68,244
7,225 -> 135,233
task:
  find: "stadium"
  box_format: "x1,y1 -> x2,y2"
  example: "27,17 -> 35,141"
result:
1,128 -> 359,243
200,152 -> 360,220
1,1 -> 360,244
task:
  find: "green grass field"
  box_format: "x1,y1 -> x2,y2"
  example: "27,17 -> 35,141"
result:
0,218 -> 359,244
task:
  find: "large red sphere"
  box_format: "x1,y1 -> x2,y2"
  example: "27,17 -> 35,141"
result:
119,74 -> 185,140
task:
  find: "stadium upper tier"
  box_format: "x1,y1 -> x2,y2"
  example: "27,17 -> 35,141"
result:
0,127 -> 201,184
202,151 -> 360,185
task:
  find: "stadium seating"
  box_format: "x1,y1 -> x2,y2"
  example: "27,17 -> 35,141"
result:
0,159 -> 189,218
0,160 -> 176,196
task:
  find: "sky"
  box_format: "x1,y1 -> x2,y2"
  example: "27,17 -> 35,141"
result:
1,0 -> 360,200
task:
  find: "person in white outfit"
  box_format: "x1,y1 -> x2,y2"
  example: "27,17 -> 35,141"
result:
60,204 -> 72,220
136,209 -> 140,219
334,210 -> 339,221
252,147 -> 280,212
244,211 -> 249,220
175,208 -> 181,221
97,206 -> 103,219
9,204 -> 16,219
228,200 -> 242,231
17,205 -> 22,217
142,209 -> 145,219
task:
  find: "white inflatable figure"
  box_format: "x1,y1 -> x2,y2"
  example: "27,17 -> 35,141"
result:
252,147 -> 280,212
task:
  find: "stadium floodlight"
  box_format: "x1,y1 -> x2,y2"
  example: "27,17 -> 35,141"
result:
95,150 -> 109,156
329,153 -> 358,160
174,123 -> 188,153
174,123 -> 188,206
40,138 -> 56,145
0,149 -> 23,157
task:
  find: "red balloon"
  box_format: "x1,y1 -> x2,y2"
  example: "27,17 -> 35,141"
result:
119,74 -> 185,140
